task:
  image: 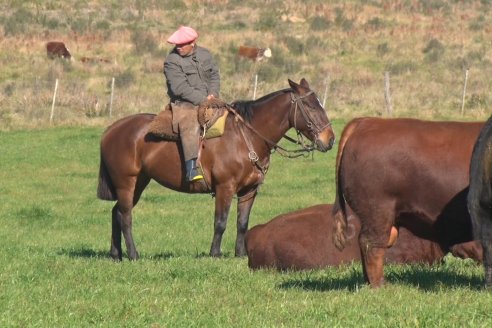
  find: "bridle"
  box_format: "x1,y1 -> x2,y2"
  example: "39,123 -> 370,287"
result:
287,90 -> 332,152
228,90 -> 332,174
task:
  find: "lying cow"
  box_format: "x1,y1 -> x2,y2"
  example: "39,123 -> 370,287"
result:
468,115 -> 492,288
246,204 -> 482,271
332,117 -> 484,287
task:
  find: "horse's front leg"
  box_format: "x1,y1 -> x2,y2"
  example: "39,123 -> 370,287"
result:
235,190 -> 258,257
210,188 -> 234,257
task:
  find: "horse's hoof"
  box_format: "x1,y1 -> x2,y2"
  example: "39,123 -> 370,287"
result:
110,254 -> 122,261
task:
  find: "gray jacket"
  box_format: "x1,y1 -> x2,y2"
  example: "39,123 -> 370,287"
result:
163,46 -> 220,106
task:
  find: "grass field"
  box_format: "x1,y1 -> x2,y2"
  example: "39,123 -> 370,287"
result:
1,120 -> 491,327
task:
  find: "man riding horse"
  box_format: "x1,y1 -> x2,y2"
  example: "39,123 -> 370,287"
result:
163,25 -> 220,182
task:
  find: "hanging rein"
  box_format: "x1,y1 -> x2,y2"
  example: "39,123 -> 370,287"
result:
227,91 -> 331,174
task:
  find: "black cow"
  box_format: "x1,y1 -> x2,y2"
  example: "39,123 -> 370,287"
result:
468,115 -> 492,288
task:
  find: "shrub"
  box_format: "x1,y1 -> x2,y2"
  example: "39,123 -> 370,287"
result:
466,93 -> 488,109
131,30 -> 158,55
113,69 -> 135,89
255,10 -> 279,31
69,16 -> 91,34
469,14 -> 485,31
423,38 -> 445,63
4,8 -> 34,36
334,7 -> 354,32
365,17 -> 386,30
377,42 -> 390,57
310,16 -> 331,31
386,60 -> 417,75
282,36 -> 304,56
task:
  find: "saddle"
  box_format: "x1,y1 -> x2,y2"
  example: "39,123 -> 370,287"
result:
147,98 -> 229,141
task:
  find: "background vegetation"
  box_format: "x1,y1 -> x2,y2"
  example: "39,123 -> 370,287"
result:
1,123 -> 491,327
0,0 -> 491,130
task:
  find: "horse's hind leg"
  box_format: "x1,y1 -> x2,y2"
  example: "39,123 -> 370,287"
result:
110,175 -> 150,261
235,191 -> 257,257
111,192 -> 138,260
110,204 -> 123,260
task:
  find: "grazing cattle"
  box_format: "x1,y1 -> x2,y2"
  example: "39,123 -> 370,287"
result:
46,41 -> 72,60
332,117 -> 484,287
246,204 -> 482,271
238,45 -> 272,61
468,115 -> 492,288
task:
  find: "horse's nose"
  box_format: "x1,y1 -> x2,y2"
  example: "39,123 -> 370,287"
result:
328,136 -> 335,149
316,136 -> 334,152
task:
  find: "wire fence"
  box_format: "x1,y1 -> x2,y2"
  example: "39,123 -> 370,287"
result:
0,67 -> 489,130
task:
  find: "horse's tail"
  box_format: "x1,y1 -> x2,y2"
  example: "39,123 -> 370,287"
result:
97,153 -> 117,201
332,118 -> 364,250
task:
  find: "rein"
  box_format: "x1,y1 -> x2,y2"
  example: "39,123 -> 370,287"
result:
227,90 -> 328,173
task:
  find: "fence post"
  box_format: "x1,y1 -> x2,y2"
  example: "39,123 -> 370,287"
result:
50,78 -> 59,125
461,68 -> 469,116
253,74 -> 258,100
384,71 -> 393,116
109,77 -> 115,118
322,76 -> 330,108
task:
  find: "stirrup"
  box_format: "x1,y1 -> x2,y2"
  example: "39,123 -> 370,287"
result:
190,174 -> 204,182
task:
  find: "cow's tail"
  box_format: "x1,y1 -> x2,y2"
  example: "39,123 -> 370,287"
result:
97,153 -> 117,201
332,118 -> 363,250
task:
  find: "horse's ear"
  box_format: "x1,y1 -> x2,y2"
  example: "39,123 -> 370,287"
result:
288,79 -> 298,90
289,78 -> 309,94
300,78 -> 310,89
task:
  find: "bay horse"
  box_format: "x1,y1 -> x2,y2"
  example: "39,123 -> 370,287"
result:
97,78 -> 335,260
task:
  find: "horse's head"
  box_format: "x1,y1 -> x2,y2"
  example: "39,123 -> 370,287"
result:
288,78 -> 335,152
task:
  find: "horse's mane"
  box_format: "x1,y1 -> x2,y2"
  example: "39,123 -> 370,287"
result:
231,88 -> 291,122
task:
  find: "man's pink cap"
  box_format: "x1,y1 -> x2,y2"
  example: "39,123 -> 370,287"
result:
167,26 -> 198,44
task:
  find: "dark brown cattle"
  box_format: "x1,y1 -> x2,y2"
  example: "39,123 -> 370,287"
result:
246,204 -> 482,271
46,41 -> 72,60
468,115 -> 492,288
332,118 -> 484,287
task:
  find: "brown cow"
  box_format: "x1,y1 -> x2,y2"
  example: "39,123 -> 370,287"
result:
238,45 -> 272,61
246,204 -> 482,271
332,117 -> 484,287
46,41 -> 72,60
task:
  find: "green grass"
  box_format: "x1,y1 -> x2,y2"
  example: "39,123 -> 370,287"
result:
1,123 -> 491,327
